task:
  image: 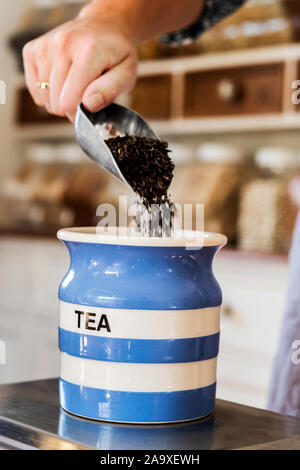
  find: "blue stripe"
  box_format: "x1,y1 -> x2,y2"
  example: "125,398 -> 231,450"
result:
59,379 -> 216,423
59,243 -> 222,310
59,328 -> 219,363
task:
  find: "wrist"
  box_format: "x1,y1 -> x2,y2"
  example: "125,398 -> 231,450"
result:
78,0 -> 141,44
79,0 -> 204,44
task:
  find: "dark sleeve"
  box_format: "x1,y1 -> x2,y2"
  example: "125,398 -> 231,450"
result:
160,0 -> 248,45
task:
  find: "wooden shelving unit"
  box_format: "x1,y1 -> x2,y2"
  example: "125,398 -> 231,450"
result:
13,43 -> 300,140
137,43 -> 300,135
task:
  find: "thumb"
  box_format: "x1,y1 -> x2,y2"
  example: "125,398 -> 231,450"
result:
82,55 -> 137,113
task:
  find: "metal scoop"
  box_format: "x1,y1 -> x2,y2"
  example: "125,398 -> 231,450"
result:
74,103 -> 158,186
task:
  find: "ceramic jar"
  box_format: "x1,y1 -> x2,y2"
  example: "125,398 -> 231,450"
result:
57,228 -> 227,423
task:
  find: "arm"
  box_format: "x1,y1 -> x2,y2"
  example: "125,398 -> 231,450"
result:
22,0 -> 204,121
82,0 -> 205,42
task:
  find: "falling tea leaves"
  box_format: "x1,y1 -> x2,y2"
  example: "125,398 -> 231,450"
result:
105,135 -> 175,237
105,136 -> 174,207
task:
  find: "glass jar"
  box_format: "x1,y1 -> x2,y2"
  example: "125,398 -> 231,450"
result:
238,146 -> 299,253
172,142 -> 248,243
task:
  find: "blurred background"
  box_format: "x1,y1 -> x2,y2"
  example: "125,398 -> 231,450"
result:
1,0 -> 300,410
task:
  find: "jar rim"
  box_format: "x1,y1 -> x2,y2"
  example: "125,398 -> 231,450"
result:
57,227 -> 227,248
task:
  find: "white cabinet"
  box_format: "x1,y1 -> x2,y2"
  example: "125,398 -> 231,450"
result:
214,250 -> 289,409
0,237 -> 68,384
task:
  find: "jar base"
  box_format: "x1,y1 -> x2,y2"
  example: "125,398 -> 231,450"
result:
59,378 -> 216,425
60,405 -> 214,425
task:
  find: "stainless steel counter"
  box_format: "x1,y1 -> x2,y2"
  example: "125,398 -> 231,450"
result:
0,379 -> 300,450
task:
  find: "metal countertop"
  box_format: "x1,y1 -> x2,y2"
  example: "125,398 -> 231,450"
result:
0,379 -> 300,450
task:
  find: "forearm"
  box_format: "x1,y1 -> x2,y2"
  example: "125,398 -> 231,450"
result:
80,0 -> 204,43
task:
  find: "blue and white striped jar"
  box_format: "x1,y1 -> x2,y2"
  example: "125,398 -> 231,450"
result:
57,228 -> 227,424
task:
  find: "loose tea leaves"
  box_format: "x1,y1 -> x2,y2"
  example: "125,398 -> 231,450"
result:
104,135 -> 176,237
105,136 -> 174,208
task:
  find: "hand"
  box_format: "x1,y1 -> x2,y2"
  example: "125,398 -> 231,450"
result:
22,9 -> 138,122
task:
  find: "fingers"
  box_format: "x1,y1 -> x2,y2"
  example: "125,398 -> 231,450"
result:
23,36 -> 103,120
82,54 -> 137,113
22,20 -> 138,122
22,41 -> 43,107
23,38 -> 53,112
58,58 -> 108,118
36,59 -> 52,113
23,31 -> 73,116
49,59 -> 72,116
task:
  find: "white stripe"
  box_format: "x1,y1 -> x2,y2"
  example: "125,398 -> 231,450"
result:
60,353 -> 217,392
60,301 -> 220,339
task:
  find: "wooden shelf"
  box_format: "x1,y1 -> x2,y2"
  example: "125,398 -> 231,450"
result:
13,43 -> 300,140
14,112 -> 300,141
14,123 -> 74,141
138,43 -> 300,76
150,113 -> 300,136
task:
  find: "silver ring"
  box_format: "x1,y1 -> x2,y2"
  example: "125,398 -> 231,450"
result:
37,81 -> 50,90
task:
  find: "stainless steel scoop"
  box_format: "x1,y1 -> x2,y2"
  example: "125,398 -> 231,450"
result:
74,103 -> 158,186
